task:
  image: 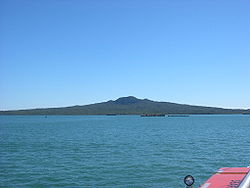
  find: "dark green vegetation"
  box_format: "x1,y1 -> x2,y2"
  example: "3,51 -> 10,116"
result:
1,96 -> 249,115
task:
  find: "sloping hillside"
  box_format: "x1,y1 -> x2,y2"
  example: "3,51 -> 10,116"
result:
0,96 -> 249,115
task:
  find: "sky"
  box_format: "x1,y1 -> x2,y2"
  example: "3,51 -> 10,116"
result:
0,0 -> 250,110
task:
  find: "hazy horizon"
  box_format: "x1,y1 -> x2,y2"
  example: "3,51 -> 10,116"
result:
1,0 -> 250,110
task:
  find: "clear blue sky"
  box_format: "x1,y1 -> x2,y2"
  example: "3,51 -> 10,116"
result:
1,0 -> 250,110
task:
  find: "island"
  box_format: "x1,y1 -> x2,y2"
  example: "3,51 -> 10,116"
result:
0,96 -> 249,115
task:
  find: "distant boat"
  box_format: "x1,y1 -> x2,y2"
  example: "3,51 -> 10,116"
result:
106,114 -> 117,116
141,114 -> 165,117
167,114 -> 189,117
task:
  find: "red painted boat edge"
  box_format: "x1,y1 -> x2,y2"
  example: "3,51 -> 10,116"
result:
200,167 -> 250,188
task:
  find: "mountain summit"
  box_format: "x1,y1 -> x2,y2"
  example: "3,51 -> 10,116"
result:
0,96 -> 249,115
113,96 -> 144,105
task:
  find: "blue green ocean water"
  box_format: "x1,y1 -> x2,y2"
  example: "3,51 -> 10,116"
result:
1,115 -> 250,187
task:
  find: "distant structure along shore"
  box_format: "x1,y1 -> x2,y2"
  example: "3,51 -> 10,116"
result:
141,114 -> 165,117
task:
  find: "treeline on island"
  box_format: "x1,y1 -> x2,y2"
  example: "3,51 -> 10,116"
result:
0,96 -> 249,115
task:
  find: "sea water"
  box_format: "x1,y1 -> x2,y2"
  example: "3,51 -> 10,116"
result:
1,115 -> 250,187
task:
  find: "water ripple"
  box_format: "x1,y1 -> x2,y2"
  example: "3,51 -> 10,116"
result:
1,115 -> 250,187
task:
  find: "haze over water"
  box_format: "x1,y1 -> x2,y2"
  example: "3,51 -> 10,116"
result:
1,115 -> 249,187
